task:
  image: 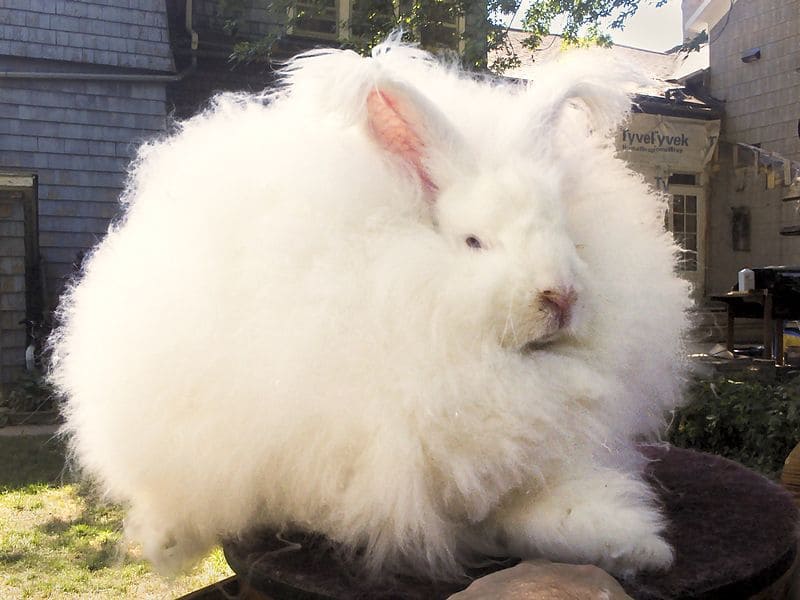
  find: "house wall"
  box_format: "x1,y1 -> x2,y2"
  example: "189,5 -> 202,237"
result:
705,0 -> 800,295
165,0 -> 281,119
0,3 -> 173,381
617,112 -> 720,299
167,59 -> 274,120
0,70 -> 168,299
0,1 -> 174,72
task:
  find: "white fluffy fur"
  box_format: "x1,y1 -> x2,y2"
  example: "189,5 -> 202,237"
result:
49,39 -> 690,581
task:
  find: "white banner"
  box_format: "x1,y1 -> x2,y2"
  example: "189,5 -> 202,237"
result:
618,114 -> 720,172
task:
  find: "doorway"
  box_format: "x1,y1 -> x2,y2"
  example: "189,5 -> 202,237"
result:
667,173 -> 706,298
0,174 -> 41,383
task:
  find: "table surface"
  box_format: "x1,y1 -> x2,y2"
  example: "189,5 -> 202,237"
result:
711,290 -> 800,319
224,445 -> 799,600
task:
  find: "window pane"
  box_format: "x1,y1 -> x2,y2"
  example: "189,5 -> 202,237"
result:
672,195 -> 684,212
673,214 -> 684,232
684,234 -> 697,251
686,195 -> 697,212
685,214 -> 697,234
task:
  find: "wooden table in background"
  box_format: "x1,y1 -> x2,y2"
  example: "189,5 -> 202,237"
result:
710,290 -> 787,365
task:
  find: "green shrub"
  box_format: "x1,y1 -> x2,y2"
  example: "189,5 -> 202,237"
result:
667,373 -> 800,478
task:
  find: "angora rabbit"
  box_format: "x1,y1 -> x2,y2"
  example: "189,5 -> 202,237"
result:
50,38 -> 690,582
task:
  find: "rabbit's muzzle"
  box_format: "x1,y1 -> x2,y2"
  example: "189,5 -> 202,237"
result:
517,286 -> 578,353
538,287 -> 577,330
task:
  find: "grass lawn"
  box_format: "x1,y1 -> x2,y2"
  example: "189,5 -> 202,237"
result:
0,434 -> 233,599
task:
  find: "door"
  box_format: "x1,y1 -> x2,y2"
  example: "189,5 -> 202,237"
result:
666,182 -> 706,298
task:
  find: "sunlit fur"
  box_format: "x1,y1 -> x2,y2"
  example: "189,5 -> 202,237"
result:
49,38 -> 691,581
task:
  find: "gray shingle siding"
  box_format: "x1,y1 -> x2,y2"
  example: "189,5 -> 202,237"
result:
705,0 -> 800,296
0,258 -> 24,277
39,215 -> 112,234
0,76 -> 166,311
0,119 -> 164,145
0,150 -> 131,173
0,2 -> 174,72
0,222 -> 25,237
40,197 -> 122,216
7,104 -> 165,129
0,86 -> 165,115
40,231 -> 107,249
0,2 -> 279,381
48,169 -> 130,188
0,6 -> 178,373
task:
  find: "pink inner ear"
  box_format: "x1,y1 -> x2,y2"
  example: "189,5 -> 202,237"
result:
366,89 -> 438,197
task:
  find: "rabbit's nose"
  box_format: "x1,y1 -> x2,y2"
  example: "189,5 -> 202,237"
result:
539,287 -> 577,329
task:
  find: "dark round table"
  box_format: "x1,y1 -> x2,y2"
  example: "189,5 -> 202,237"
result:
223,445 -> 799,599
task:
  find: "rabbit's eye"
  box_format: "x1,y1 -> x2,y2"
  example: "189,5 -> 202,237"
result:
465,236 -> 483,249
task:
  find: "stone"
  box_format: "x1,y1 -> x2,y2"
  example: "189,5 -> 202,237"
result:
448,560 -> 632,600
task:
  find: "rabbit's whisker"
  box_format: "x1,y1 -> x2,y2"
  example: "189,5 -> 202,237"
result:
500,294 -> 518,347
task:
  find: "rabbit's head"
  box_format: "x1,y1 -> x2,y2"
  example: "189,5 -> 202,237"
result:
279,43 -> 642,352
356,59 -> 634,352
428,156 -> 586,350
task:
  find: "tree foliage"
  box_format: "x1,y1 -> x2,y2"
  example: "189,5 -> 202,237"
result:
218,0 -> 667,73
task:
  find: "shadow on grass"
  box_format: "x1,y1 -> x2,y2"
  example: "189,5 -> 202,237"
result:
0,434 -> 72,491
0,550 -> 25,565
0,435 -> 232,597
0,435 -> 129,574
35,476 -> 127,572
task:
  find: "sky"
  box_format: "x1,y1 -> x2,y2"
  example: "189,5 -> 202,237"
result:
511,0 -> 685,54
608,0 -> 685,52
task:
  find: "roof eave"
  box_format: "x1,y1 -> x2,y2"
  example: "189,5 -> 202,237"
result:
632,93 -> 722,121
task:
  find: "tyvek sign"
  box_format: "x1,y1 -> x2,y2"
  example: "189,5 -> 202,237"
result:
622,130 -> 689,148
618,113 -> 720,171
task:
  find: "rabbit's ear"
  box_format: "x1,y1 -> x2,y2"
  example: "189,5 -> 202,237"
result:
366,84 -> 463,201
533,80 -> 633,137
367,88 -> 438,196
524,51 -> 644,138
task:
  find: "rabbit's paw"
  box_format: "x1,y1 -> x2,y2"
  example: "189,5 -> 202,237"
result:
585,511 -> 673,579
489,468 -> 673,577
599,528 -> 673,578
125,507 -> 210,574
